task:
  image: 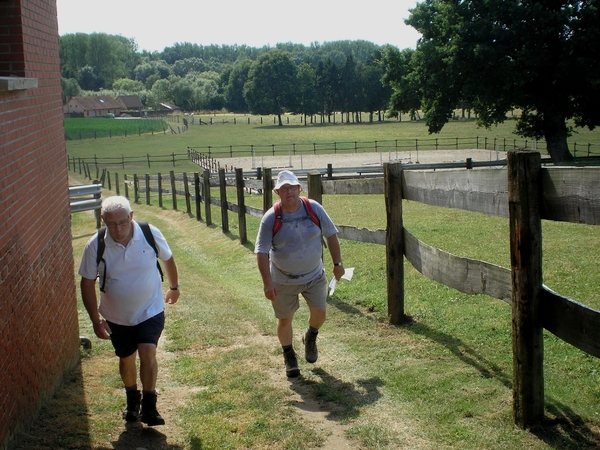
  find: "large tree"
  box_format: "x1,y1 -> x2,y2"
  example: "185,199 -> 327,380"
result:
243,50 -> 297,126
394,0 -> 600,163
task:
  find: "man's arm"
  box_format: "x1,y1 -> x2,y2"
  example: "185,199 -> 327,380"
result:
162,256 -> 180,304
80,277 -> 111,339
326,234 -> 345,281
257,253 -> 277,301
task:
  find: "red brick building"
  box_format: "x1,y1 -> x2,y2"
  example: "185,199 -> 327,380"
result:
0,1 -> 80,447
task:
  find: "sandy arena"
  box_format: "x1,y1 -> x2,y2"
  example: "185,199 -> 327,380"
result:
216,149 -> 506,172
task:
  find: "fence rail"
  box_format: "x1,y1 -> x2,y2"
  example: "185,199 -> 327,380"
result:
72,151 -> 600,429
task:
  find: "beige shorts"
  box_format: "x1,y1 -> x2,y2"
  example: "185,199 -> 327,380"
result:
271,271 -> 328,319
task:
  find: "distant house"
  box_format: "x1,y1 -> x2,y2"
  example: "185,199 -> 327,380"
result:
64,95 -> 124,117
117,95 -> 143,113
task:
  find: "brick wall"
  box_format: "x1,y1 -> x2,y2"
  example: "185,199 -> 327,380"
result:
0,1 -> 80,448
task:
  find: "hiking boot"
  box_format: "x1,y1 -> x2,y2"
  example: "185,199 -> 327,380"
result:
122,389 -> 141,422
302,329 -> 318,363
283,349 -> 300,378
141,391 -> 165,426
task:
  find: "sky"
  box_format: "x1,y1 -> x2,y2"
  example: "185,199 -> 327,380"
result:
56,0 -> 422,52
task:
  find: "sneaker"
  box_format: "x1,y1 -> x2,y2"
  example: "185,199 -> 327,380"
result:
122,389 -> 141,422
283,349 -> 300,378
302,329 -> 318,363
141,391 -> 165,426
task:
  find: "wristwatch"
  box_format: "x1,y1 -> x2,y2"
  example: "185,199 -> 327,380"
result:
334,262 -> 343,267
170,285 -> 180,290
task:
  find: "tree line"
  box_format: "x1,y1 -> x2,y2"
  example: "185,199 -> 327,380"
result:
60,36 -> 390,123
60,0 -> 600,163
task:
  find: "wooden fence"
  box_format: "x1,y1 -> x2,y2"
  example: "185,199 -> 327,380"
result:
78,149 -> 600,429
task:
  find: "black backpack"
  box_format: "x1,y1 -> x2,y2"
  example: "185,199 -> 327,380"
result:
96,220 -> 164,292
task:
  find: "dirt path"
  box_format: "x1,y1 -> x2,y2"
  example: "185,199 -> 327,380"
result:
216,148 -> 506,172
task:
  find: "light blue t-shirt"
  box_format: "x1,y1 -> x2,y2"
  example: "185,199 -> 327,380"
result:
254,198 -> 338,284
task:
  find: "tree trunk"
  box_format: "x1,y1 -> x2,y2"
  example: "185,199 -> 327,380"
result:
277,114 -> 283,126
543,112 -> 574,164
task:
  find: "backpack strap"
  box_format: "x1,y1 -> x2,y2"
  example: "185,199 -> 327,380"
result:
96,227 -> 107,292
272,197 -> 321,236
273,201 -> 283,235
301,197 -> 320,229
96,221 -> 164,293
137,221 -> 164,282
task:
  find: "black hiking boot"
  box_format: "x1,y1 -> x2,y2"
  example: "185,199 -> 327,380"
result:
141,391 -> 165,426
122,389 -> 141,422
283,349 -> 300,378
302,329 -> 318,363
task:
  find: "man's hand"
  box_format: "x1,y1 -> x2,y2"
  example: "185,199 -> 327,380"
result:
333,265 -> 345,281
166,288 -> 180,305
92,319 -> 111,340
263,281 -> 278,302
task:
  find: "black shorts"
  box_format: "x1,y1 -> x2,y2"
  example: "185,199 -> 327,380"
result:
107,311 -> 165,358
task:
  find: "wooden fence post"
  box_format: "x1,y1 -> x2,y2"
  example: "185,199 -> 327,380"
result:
262,168 -> 273,213
145,174 -> 151,205
170,170 -> 177,210
114,172 -> 119,196
508,149 -> 544,428
203,169 -> 212,226
307,171 -> 322,204
183,172 -> 191,214
157,173 -> 163,208
235,168 -> 247,245
194,172 -> 202,221
133,174 -> 140,204
219,168 -> 229,233
124,174 -> 129,199
384,162 -> 407,325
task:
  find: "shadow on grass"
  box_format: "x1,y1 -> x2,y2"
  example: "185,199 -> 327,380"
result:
406,321 -> 600,448
289,367 -> 384,420
530,402 -> 600,449
10,360 -> 92,449
108,422 -> 180,450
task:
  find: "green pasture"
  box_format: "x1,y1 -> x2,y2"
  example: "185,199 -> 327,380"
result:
66,114 -> 600,182
58,164 -> 600,449
64,117 -> 169,140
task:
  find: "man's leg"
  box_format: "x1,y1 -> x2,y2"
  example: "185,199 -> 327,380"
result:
119,352 -> 138,387
119,352 -> 141,422
138,343 -> 158,391
277,317 -> 294,347
302,273 -> 329,364
137,313 -> 166,426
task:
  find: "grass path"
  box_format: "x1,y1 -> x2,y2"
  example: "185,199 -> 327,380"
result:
13,171 -> 600,449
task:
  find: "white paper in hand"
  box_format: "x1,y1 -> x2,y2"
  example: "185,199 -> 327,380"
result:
328,267 -> 355,296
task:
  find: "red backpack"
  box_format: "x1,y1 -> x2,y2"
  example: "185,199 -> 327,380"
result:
273,197 -> 320,236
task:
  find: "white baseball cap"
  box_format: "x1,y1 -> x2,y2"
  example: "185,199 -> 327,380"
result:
273,170 -> 301,191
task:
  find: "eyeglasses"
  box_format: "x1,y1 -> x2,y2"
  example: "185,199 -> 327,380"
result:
104,219 -> 130,229
278,185 -> 299,192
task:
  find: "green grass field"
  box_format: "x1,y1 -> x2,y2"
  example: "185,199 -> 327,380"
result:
41,117 -> 600,449
66,114 -> 600,181
64,117 -> 170,140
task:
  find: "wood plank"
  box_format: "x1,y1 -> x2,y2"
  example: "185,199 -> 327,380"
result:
541,286 -> 600,358
403,168 -> 509,217
541,167 -> 600,225
403,229 -> 512,303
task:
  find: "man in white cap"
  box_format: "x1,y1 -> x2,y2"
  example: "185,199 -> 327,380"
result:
255,170 -> 344,377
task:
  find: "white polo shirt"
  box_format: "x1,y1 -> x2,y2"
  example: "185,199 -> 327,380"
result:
79,220 -> 173,326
